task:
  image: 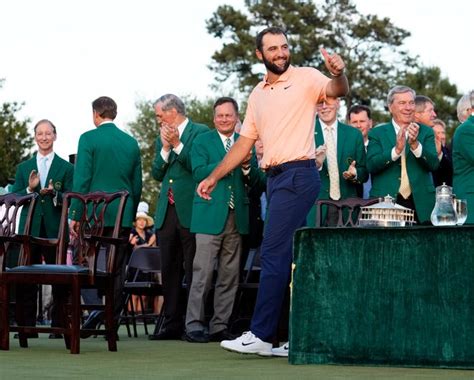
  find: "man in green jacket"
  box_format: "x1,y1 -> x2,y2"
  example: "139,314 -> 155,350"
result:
367,86 -> 439,223
149,94 -> 208,340
69,96 -> 142,328
453,91 -> 474,224
307,98 -> 368,226
185,97 -> 262,343
11,119 -> 74,336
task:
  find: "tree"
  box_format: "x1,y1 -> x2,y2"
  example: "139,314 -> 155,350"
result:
128,100 -> 158,213
128,96 -> 217,214
0,80 -> 33,186
206,0 -> 416,109
402,66 -> 461,142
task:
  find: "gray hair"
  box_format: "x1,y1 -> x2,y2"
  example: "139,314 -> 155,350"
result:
153,94 -> 186,116
414,95 -> 434,113
387,86 -> 416,106
456,91 -> 474,122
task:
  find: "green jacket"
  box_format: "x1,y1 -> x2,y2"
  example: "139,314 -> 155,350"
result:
190,130 -> 261,235
453,115 -> 474,224
11,153 -> 74,237
367,122 -> 439,223
307,118 -> 368,226
152,120 -> 209,229
69,123 -> 142,228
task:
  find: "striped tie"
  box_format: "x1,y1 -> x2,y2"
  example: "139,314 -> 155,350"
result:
225,138 -> 235,209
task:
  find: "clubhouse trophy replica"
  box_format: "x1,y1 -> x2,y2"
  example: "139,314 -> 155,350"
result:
359,195 -> 415,227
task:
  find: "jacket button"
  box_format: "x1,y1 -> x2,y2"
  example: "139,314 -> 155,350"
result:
169,179 -> 173,184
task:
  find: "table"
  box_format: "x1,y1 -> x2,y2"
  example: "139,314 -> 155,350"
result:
290,226 -> 474,368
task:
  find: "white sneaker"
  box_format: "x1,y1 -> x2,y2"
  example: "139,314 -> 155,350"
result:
220,331 -> 272,356
272,342 -> 289,357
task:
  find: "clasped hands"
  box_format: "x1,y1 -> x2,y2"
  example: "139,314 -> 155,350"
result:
395,122 -> 420,155
160,123 -> 180,150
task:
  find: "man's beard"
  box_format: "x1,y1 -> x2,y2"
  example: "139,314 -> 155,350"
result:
262,54 -> 291,75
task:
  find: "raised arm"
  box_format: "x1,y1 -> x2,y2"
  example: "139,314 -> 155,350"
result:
321,48 -> 349,98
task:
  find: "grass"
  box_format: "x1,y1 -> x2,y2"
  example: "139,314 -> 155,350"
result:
0,328 -> 473,380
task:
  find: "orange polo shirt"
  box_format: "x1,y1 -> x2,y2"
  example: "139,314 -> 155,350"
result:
240,65 -> 330,169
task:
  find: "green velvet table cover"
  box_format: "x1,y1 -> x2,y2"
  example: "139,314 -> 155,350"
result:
290,226 -> 474,367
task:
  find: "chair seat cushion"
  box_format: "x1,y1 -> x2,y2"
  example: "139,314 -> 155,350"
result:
7,264 -> 89,274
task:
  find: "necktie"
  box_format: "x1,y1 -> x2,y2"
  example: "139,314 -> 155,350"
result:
225,138 -> 235,209
399,148 -> 411,199
39,156 -> 48,188
167,187 -> 175,205
325,126 -> 341,200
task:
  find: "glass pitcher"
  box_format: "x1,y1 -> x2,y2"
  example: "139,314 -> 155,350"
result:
430,183 -> 458,226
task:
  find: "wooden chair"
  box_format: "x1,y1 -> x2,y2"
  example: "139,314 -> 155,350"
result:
0,190 -> 128,354
0,192 -> 38,350
120,246 -> 163,337
315,197 -> 381,227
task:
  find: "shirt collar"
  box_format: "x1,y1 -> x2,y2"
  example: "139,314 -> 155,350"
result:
320,119 -> 338,132
176,118 -> 189,138
259,65 -> 294,89
217,131 -> 234,146
37,151 -> 55,161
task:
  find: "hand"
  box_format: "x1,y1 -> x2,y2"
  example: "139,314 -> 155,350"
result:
241,151 -> 252,168
342,160 -> 357,180
28,170 -> 40,191
129,235 -> 138,246
395,125 -> 407,155
321,48 -> 345,77
69,220 -> 79,239
315,145 -> 327,168
39,179 -> 55,196
407,122 -> 420,150
163,124 -> 180,148
196,177 -> 217,200
160,123 -> 172,151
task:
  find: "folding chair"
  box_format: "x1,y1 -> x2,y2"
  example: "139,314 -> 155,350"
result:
121,246 -> 162,337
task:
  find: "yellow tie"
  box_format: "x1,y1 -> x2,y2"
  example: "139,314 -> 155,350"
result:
325,126 -> 341,200
399,149 -> 411,199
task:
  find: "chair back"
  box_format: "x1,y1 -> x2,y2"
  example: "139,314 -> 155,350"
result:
315,197 -> 380,227
127,247 -> 161,279
58,191 -> 129,276
0,193 -> 37,271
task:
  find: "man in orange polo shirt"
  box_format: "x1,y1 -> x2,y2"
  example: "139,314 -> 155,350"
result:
196,26 -> 349,356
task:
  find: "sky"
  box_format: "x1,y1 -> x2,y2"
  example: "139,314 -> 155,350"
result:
1,0 -> 473,160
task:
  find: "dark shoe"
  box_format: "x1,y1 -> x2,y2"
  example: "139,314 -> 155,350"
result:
148,328 -> 181,340
14,333 -> 39,339
209,329 -> 236,342
185,330 -> 209,343
80,310 -> 104,339
49,333 -> 63,339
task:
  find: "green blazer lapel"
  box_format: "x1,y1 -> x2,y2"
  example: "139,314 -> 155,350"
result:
315,118 -> 326,170
384,122 -> 397,148
315,118 -> 324,146
47,154 -> 61,187
170,121 -> 193,164
213,131 -> 227,158
336,122 -> 346,166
